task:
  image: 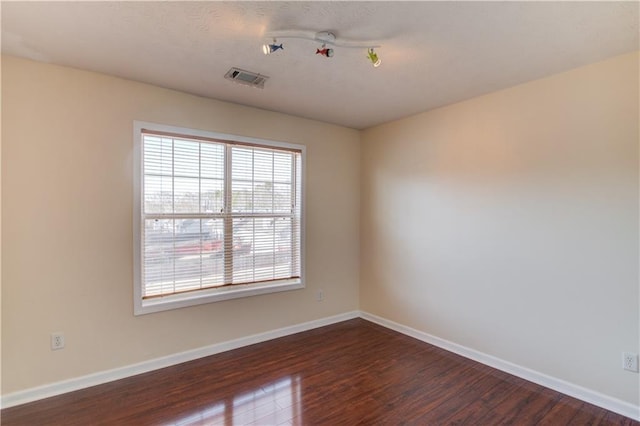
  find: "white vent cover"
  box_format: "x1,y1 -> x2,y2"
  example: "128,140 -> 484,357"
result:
224,68 -> 268,89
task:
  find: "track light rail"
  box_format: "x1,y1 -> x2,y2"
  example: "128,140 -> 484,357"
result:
265,30 -> 382,49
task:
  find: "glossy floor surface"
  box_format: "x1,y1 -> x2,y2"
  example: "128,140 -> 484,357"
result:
2,319 -> 637,425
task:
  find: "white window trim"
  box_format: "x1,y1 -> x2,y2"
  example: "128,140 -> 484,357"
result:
133,121 -> 305,315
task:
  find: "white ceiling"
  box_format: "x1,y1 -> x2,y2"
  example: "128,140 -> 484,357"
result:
2,1 -> 638,129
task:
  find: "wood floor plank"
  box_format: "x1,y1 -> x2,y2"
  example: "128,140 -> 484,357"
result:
2,318 -> 637,425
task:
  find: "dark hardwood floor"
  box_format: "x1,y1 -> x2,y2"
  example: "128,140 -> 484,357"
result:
2,318 -> 637,425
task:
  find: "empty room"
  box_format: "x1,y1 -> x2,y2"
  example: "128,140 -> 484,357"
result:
1,1 -> 639,425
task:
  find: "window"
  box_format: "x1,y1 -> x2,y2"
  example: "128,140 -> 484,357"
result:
133,122 -> 304,315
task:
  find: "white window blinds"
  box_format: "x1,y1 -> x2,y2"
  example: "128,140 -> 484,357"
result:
141,130 -> 302,300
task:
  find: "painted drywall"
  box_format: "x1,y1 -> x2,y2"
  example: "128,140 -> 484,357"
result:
360,51 -> 639,405
1,55 -> 360,394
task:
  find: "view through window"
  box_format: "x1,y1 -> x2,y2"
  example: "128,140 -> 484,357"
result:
135,123 -> 304,314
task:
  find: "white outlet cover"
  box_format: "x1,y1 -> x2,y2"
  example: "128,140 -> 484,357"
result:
622,352 -> 638,372
51,333 -> 65,350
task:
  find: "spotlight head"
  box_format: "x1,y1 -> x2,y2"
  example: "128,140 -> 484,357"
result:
316,46 -> 334,57
263,40 -> 283,55
368,48 -> 381,67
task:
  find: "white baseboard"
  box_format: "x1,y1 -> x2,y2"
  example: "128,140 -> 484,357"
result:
359,311 -> 640,422
3,310 -> 639,422
0,311 -> 359,409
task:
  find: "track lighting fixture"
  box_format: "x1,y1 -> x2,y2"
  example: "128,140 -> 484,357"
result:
262,30 -> 382,67
367,48 -> 381,67
262,39 -> 283,55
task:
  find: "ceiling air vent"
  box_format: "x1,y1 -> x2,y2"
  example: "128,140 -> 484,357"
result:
224,67 -> 268,89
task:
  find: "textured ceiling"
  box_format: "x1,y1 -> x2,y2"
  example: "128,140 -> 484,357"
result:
2,1 -> 638,129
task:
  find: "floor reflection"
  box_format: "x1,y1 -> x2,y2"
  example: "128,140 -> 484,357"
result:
167,375 -> 302,426
172,401 -> 226,426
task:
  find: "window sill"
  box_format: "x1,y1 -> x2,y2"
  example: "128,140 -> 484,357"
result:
134,278 -> 304,315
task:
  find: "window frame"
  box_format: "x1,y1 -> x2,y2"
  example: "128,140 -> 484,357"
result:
133,121 -> 305,315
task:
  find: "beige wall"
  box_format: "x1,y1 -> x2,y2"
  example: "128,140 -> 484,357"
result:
1,56 -> 360,394
3,50 -> 639,408
361,51 -> 639,404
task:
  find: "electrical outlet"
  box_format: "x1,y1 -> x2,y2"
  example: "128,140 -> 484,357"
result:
51,333 -> 65,350
622,352 -> 638,372
315,289 -> 324,302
